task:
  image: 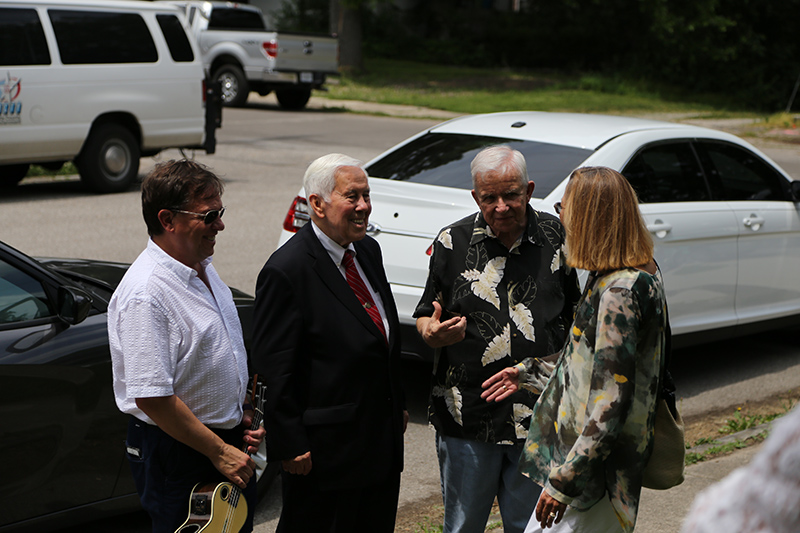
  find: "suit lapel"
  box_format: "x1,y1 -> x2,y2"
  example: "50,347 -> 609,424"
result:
302,226 -> 388,346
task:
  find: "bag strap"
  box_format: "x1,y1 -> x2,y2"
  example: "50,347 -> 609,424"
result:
655,259 -> 678,418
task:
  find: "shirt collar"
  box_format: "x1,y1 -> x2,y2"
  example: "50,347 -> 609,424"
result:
146,238 -> 211,286
311,221 -> 356,267
468,205 -> 545,250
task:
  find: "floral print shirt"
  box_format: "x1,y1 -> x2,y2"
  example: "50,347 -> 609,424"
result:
518,268 -> 667,532
414,206 -> 580,444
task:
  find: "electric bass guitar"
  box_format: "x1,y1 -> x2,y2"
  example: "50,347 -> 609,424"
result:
175,377 -> 266,533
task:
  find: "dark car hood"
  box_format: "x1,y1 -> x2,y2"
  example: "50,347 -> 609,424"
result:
37,257 -> 130,291
37,257 -> 255,302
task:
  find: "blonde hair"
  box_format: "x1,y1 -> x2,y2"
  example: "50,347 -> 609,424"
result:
561,166 -> 653,272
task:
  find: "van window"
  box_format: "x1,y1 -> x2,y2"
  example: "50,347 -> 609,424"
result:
0,8 -> 51,66
157,14 -> 195,62
49,10 -> 158,64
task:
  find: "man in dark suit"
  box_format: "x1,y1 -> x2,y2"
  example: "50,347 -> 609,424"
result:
252,153 -> 407,532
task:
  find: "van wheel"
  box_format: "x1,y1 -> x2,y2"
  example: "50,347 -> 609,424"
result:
275,88 -> 312,110
0,164 -> 29,187
214,64 -> 249,107
77,124 -> 140,193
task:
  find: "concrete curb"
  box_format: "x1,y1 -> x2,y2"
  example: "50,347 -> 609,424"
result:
686,420 -> 772,455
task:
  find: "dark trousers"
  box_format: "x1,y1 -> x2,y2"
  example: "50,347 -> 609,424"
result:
126,416 -> 257,533
276,468 -> 401,533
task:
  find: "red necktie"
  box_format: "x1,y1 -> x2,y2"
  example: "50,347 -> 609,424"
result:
342,250 -> 387,342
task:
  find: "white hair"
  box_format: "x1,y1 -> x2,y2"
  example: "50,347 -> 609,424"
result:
470,145 -> 528,188
303,153 -> 365,202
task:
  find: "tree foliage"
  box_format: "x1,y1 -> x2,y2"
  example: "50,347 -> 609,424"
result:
276,0 -> 800,110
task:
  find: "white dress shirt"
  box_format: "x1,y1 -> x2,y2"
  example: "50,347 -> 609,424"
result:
311,221 -> 391,339
108,239 -> 249,428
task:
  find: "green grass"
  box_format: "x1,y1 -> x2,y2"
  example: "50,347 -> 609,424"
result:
324,58 -> 751,117
26,162 -> 78,177
719,401 -> 796,435
684,399 -> 797,466
685,434 -> 765,466
414,516 -> 444,533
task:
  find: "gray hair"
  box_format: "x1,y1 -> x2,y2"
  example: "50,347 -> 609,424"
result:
470,145 -> 528,189
303,153 -> 365,202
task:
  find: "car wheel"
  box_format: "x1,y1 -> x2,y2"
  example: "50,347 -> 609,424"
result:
0,163 -> 29,187
214,64 -> 249,107
275,88 -> 311,110
76,123 -> 140,193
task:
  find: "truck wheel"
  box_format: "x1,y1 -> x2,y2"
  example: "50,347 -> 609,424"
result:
276,88 -> 312,110
76,123 -> 140,193
0,164 -> 29,187
214,64 -> 249,107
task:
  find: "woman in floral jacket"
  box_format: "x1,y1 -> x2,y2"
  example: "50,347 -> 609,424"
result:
482,167 -> 668,532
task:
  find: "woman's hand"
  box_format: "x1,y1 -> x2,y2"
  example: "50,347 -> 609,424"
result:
536,491 -> 567,529
480,366 -> 520,402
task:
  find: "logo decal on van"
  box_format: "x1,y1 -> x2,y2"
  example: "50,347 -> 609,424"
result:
1,73 -> 22,125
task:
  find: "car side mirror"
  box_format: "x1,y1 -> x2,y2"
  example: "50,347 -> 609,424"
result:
791,181 -> 800,202
58,286 -> 93,325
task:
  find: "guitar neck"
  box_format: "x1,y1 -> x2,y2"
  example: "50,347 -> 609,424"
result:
242,382 -> 265,456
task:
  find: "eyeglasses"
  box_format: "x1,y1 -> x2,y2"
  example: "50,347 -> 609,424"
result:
170,206 -> 226,225
554,202 -> 563,215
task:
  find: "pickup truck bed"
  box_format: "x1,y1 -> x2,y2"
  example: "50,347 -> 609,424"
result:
167,1 -> 338,109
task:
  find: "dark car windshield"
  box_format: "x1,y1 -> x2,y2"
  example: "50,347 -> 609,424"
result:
365,132 -> 593,198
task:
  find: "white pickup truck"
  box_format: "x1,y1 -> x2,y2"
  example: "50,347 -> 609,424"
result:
167,1 -> 338,109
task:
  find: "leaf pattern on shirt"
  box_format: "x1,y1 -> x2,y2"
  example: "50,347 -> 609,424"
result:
539,219 -> 564,248
416,207 -> 579,444
509,277 -> 537,341
437,228 -> 453,250
513,403 -> 534,439
551,245 -> 563,273
461,256 -> 506,310
432,385 -> 464,426
481,323 -> 511,366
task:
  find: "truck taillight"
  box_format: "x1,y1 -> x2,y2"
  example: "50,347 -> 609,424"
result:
283,196 -> 310,233
263,40 -> 278,59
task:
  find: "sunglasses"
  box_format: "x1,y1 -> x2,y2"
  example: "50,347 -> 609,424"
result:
554,202 -> 563,215
170,206 -> 226,225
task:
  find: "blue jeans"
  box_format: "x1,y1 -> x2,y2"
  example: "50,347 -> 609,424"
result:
437,433 -> 541,533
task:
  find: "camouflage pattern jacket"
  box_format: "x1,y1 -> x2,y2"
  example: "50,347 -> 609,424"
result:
518,267 -> 667,532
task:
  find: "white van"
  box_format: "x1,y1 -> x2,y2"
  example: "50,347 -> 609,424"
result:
0,0 -> 219,193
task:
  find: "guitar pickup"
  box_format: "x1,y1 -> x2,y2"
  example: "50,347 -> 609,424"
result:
191,494 -> 209,515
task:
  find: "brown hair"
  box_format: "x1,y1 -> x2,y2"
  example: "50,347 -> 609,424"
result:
141,160 -> 224,236
561,166 -> 653,272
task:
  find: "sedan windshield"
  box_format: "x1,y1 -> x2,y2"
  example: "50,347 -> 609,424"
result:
365,133 -> 593,198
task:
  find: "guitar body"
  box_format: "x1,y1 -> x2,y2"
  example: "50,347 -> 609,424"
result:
176,378 -> 265,533
175,481 -> 247,533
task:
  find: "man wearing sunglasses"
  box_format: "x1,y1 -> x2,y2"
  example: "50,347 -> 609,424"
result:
108,159 -> 265,533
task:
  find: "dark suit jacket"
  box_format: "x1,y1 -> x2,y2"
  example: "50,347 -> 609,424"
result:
251,223 -> 405,491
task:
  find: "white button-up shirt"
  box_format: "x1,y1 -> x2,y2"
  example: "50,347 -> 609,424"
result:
108,239 -> 249,429
311,221 -> 390,339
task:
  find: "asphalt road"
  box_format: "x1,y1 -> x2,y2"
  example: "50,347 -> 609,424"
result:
3,100 -> 799,532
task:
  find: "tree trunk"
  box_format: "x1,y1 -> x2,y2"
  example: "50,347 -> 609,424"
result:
337,1 -> 363,73
329,0 -> 339,36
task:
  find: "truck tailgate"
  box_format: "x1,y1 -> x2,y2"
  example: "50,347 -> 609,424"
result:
274,34 -> 338,74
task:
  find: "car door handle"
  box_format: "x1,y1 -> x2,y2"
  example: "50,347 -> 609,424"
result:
742,214 -> 765,231
647,220 -> 672,239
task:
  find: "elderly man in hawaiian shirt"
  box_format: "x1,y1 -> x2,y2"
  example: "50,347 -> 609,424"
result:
414,145 -> 581,533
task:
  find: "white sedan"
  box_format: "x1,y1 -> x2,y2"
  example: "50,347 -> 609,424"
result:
279,111 -> 800,360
